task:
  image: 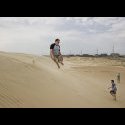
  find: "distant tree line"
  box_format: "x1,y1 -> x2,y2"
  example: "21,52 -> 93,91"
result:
63,53 -> 125,58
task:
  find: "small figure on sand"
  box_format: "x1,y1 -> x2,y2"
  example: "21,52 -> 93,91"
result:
32,59 -> 35,65
108,80 -> 117,101
117,73 -> 120,83
50,39 -> 64,68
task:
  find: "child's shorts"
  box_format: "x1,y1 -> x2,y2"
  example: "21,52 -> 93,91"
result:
110,90 -> 116,94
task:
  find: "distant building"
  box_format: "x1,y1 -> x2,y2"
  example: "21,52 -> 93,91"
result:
119,55 -> 125,58
110,53 -> 120,57
81,54 -> 94,57
99,53 -> 108,57
95,54 -> 98,56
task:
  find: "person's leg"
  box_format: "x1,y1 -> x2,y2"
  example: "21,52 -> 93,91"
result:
114,94 -> 116,100
110,91 -> 117,101
110,90 -> 114,96
60,62 -> 64,65
58,55 -> 64,65
59,60 -> 64,65
54,56 -> 60,69
113,91 -> 117,101
55,60 -> 60,68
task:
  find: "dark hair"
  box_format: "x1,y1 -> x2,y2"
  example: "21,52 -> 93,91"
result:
55,39 -> 60,42
111,80 -> 114,83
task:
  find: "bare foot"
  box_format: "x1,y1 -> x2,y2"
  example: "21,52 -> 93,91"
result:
61,62 -> 64,65
59,61 -> 64,65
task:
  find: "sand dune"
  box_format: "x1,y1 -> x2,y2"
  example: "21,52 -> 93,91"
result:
0,52 -> 125,108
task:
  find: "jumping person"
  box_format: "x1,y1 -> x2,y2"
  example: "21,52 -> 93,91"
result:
50,39 -> 64,68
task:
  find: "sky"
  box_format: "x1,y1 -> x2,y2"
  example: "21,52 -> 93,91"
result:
0,17 -> 125,55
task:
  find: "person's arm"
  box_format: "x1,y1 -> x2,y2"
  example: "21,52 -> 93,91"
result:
59,51 -> 62,56
50,49 -> 55,60
108,87 -> 111,89
50,44 -> 55,60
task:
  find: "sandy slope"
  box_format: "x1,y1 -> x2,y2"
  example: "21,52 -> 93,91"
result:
0,52 -> 125,108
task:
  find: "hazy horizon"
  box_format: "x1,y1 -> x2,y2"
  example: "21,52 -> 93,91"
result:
0,17 -> 125,55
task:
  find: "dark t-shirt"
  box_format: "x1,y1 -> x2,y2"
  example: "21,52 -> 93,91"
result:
50,43 -> 60,55
50,43 -> 56,49
112,83 -> 117,91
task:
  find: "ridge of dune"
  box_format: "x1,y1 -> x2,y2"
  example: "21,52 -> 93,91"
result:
0,51 -> 125,108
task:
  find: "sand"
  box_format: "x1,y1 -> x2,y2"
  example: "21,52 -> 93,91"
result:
0,51 -> 125,108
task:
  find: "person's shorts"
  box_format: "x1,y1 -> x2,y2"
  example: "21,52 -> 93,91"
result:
54,55 -> 63,62
110,90 -> 116,94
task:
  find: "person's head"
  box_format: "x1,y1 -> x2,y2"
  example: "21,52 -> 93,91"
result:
55,39 -> 60,45
111,80 -> 114,84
